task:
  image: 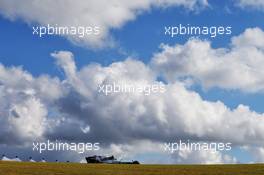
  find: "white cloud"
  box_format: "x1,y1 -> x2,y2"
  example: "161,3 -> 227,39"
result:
47,51 -> 264,147
172,149 -> 237,164
152,27 -> 264,93
0,0 -> 207,48
52,51 -> 77,79
237,0 -> 264,11
0,64 -> 62,143
8,97 -> 47,139
1,35 -> 264,162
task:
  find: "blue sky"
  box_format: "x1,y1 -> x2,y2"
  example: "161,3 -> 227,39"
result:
0,0 -> 264,164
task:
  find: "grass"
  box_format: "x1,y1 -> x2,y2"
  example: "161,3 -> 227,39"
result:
0,161 -> 264,175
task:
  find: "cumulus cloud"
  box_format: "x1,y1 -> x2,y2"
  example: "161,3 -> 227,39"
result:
0,64 -> 62,144
152,27 -> 264,93
47,51 -> 264,147
0,0 -> 208,48
1,30 -> 264,163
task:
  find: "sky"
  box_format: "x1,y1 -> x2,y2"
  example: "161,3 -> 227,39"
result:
0,0 -> 264,164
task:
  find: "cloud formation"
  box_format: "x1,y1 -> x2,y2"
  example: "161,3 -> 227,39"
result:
1,44 -> 264,163
152,28 -> 264,93
1,28 -> 264,163
0,64 -> 62,144
47,50 -> 264,147
0,0 -> 208,48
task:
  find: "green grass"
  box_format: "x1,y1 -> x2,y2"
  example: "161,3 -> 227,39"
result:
0,161 -> 264,175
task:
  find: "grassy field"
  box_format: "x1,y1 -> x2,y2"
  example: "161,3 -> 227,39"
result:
0,161 -> 264,175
